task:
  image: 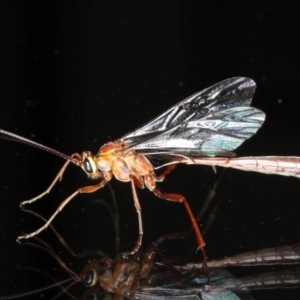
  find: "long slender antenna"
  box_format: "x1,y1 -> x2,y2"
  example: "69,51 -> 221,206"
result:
0,129 -> 81,165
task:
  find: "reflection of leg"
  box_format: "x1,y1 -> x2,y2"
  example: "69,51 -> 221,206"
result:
17,179 -> 108,241
24,236 -> 79,278
196,173 -> 219,223
92,182 -> 120,254
21,207 -> 107,258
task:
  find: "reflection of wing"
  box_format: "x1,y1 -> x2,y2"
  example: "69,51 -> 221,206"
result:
121,77 -> 265,157
136,267 -> 300,299
135,269 -> 254,300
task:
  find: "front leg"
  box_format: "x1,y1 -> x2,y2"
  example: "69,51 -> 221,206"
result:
20,153 -> 82,206
17,179 -> 108,241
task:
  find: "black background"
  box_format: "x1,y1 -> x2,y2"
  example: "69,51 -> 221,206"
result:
1,1 -> 300,299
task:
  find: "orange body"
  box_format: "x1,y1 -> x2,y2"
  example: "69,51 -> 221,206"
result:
95,141 -> 155,190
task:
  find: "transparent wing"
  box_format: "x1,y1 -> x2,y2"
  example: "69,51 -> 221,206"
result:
132,106 -> 264,157
120,77 -> 265,157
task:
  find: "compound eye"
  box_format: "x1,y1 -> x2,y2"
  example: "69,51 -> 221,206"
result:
83,157 -> 93,173
82,152 -> 97,174
84,269 -> 98,287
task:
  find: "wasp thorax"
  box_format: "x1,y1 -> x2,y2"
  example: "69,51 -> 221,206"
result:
99,141 -> 122,155
82,151 -> 98,174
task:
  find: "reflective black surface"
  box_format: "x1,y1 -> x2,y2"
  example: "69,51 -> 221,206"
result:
1,2 -> 300,299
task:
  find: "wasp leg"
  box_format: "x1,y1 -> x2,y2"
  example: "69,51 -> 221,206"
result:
17,179 -> 108,241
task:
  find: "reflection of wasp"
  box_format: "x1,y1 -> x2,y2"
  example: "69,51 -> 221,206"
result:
77,241 -> 300,300
5,225 -> 300,300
